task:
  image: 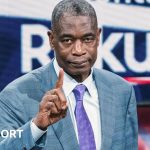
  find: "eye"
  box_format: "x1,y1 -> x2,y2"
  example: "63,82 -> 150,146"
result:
83,36 -> 95,43
62,38 -> 73,44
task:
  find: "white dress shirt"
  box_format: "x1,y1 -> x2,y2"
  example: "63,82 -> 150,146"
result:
31,59 -> 101,150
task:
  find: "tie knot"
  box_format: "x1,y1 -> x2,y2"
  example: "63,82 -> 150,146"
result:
73,84 -> 86,101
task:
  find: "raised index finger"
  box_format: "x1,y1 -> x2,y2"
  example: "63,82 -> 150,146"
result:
55,68 -> 64,89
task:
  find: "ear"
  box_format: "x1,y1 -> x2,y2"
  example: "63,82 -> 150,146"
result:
96,28 -> 101,47
47,30 -> 55,49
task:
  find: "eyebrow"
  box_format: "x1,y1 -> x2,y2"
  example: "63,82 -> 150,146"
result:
59,34 -> 74,39
82,33 -> 96,38
59,32 -> 96,39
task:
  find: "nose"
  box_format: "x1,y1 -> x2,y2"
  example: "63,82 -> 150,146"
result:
72,40 -> 86,56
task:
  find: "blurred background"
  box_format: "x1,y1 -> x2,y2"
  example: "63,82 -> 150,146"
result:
0,0 -> 150,149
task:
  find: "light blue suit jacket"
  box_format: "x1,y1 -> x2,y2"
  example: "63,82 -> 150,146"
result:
0,62 -> 138,150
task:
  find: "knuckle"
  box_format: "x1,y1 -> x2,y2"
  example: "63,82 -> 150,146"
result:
43,94 -> 58,102
61,101 -> 67,107
45,91 -> 51,95
45,89 -> 56,95
39,103 -> 43,109
48,101 -> 55,107
42,95 -> 50,102
52,94 -> 58,100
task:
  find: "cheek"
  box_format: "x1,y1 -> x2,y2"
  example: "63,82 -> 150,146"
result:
55,52 -> 66,61
57,41 -> 74,51
55,43 -> 72,56
55,49 -> 71,64
88,47 -> 97,58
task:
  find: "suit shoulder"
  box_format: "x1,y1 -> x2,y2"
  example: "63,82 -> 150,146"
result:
94,68 -> 132,88
1,63 -> 51,93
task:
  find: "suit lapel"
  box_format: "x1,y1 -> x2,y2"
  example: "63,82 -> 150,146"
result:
51,110 -> 79,150
46,62 -> 79,150
94,69 -> 116,150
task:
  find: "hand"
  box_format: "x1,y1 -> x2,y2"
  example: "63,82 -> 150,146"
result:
33,69 -> 68,130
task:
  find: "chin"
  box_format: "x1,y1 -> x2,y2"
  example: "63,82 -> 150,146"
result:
67,67 -> 91,76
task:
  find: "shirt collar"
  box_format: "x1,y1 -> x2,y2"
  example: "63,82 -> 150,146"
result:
53,58 -> 94,97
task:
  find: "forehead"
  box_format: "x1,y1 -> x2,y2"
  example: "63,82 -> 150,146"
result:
57,14 -> 95,35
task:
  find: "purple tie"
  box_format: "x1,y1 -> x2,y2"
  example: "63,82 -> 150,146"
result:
73,84 -> 96,150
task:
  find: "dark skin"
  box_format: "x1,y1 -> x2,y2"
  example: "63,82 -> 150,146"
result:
50,14 -> 101,82
33,14 -> 101,130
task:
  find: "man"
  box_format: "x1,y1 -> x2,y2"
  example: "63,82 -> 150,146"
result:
0,0 -> 138,150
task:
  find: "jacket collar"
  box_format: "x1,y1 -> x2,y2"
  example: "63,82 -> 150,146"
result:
93,68 -> 116,149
